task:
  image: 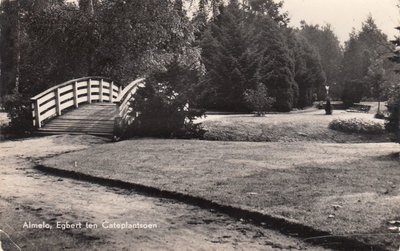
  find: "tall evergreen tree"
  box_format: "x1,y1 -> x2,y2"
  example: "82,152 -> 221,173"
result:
247,0 -> 289,25
199,0 -> 254,111
299,22 -> 342,99
287,30 -> 326,107
249,13 -> 297,111
341,16 -> 391,101
0,0 -> 18,96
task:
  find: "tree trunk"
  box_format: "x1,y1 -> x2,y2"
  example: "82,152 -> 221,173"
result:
14,0 -> 20,93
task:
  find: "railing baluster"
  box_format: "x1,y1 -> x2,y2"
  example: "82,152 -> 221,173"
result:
34,100 -> 41,128
87,79 -> 92,104
55,88 -> 61,116
99,79 -> 103,102
32,102 -> 36,127
73,81 -> 78,108
110,81 -> 114,103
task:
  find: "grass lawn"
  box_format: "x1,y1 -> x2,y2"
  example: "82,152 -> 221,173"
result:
200,107 -> 391,142
41,139 -> 400,249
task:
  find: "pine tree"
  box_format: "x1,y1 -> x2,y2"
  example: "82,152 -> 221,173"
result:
199,0 -> 253,111
299,22 -> 342,99
342,16 -> 391,103
287,31 -> 326,108
250,15 -> 297,111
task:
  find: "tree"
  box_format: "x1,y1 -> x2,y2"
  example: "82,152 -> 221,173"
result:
341,16 -> 391,103
128,56 -> 205,138
386,26 -> 400,133
299,22 -> 342,99
247,0 -> 289,25
198,0 -> 254,111
244,83 -> 275,116
0,0 -> 18,96
251,15 -> 298,112
1,0 -> 197,132
366,59 -> 385,113
198,0 -> 298,112
286,30 -> 326,108
95,0 -> 194,84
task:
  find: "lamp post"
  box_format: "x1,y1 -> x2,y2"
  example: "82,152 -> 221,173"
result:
325,85 -> 330,97
324,83 -> 332,115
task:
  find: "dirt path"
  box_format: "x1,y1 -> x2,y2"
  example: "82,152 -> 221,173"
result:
0,135 -> 327,250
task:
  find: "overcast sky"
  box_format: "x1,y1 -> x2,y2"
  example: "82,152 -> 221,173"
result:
281,0 -> 400,43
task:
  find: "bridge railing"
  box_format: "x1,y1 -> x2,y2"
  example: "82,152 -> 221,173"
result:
113,78 -> 145,139
31,76 -> 121,128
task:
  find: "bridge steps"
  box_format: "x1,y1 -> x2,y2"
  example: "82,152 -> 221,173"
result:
37,103 -> 117,137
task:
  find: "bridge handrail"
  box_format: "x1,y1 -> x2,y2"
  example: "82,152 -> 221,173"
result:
115,78 -> 145,103
31,76 -> 119,128
115,78 -> 145,117
30,76 -> 112,101
113,78 -> 145,139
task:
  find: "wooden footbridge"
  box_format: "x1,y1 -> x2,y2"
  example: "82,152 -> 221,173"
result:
31,76 -> 145,139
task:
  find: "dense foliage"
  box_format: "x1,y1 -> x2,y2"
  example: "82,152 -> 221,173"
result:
329,118 -> 385,135
0,0 -> 196,132
244,83 -> 275,116
341,17 -> 392,107
298,22 -> 342,99
127,57 -> 205,138
196,0 -> 325,112
0,0 -> 396,136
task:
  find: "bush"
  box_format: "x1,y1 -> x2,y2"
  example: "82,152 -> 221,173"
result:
374,112 -> 385,119
127,58 -> 206,139
244,83 -> 275,116
341,80 -> 365,107
384,80 -> 400,135
2,92 -> 33,134
329,118 -> 384,134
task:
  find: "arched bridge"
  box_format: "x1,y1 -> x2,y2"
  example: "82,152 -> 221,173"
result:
30,76 -> 145,139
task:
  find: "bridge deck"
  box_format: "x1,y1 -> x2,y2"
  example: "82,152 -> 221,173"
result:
37,103 -> 117,137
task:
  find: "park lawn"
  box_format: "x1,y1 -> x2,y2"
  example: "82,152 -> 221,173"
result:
200,109 -> 391,142
41,139 -> 400,249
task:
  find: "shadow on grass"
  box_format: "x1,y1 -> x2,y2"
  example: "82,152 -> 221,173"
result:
34,164 -> 389,251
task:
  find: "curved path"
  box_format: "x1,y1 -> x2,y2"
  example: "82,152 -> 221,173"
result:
0,135 -> 327,250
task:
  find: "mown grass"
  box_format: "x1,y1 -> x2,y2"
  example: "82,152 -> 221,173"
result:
200,109 -> 390,142
42,139 -> 400,249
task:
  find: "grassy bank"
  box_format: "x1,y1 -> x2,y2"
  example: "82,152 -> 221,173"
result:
200,109 -> 391,142
41,139 -> 400,249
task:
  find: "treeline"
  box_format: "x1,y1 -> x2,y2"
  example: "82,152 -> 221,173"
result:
194,1 -> 394,112
0,0 -> 396,127
0,0 -> 194,96
195,0 -> 327,112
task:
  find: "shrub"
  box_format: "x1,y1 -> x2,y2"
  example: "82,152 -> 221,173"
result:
244,83 -> 275,116
127,58 -> 206,139
329,118 -> 384,134
384,82 -> 400,134
2,92 -> 33,134
374,112 -> 385,119
341,80 -> 365,107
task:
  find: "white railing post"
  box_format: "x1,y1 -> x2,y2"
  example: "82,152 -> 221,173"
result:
118,86 -> 122,97
34,100 -> 41,128
99,79 -> 103,102
32,102 -> 36,127
55,88 -> 61,116
73,81 -> 78,108
110,81 -> 114,103
87,79 -> 92,104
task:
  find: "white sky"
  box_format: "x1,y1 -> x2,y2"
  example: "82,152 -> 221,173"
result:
281,0 -> 400,43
